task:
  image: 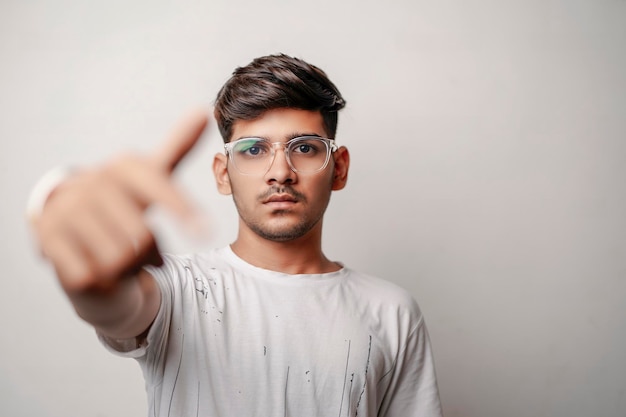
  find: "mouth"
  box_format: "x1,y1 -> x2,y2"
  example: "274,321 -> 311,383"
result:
262,193 -> 299,211
263,194 -> 298,204
259,187 -> 306,209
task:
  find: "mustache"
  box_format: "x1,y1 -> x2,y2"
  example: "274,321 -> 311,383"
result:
258,186 -> 307,203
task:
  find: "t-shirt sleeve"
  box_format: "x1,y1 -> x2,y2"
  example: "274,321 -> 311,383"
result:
378,318 -> 443,417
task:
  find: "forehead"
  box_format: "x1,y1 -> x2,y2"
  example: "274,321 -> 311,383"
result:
231,108 -> 327,141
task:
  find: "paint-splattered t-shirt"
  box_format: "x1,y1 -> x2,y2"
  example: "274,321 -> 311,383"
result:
99,246 -> 442,417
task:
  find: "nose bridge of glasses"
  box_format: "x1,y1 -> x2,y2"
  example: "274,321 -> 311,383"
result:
266,141 -> 294,172
270,141 -> 290,153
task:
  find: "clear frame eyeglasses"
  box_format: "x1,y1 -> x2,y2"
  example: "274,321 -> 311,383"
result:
224,136 -> 338,175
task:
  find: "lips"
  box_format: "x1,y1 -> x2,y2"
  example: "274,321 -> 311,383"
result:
263,194 -> 297,204
258,187 -> 306,206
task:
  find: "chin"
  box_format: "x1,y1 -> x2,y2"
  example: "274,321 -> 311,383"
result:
250,221 -> 315,242
257,228 -> 309,242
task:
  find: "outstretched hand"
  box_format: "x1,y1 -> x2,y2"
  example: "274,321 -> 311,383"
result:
33,109 -> 209,292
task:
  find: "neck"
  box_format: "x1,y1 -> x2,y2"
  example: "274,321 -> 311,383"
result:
230,221 -> 340,274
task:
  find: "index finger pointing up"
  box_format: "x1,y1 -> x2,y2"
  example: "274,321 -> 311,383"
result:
151,108 -> 209,173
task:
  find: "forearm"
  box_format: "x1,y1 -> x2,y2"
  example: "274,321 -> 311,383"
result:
67,270 -> 160,340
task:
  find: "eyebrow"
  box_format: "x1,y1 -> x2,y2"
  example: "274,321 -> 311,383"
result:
233,132 -> 324,142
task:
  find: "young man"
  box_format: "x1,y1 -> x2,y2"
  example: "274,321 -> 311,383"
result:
30,54 -> 442,416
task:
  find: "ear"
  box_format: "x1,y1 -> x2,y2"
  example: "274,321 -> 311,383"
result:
213,153 -> 232,195
331,146 -> 350,191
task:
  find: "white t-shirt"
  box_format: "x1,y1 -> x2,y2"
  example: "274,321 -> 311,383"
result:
100,246 -> 442,417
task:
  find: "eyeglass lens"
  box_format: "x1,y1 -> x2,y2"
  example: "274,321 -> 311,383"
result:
230,138 -> 330,174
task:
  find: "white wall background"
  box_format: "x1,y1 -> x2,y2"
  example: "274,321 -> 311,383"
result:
1,1 -> 625,416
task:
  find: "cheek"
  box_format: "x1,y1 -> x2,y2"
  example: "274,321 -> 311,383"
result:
228,176 -> 252,203
310,172 -> 335,199
325,166 -> 336,187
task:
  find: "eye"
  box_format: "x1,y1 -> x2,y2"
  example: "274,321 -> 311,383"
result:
296,144 -> 312,154
290,139 -> 322,156
233,139 -> 269,157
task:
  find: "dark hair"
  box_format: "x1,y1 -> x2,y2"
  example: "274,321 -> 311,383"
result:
214,54 -> 346,142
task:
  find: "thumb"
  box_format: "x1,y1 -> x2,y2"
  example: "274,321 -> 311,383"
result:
151,107 -> 209,173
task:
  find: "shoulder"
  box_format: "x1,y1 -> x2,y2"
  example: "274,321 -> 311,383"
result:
154,247 -> 230,270
145,248 -> 234,286
343,268 -> 424,324
345,269 -> 420,306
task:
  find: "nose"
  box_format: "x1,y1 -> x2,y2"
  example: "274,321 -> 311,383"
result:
264,144 -> 296,184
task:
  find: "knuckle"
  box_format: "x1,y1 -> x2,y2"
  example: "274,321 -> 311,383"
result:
64,273 -> 97,293
44,175 -> 100,217
57,263 -> 97,293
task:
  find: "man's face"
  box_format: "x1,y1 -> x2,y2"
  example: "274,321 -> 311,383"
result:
213,108 -> 349,242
